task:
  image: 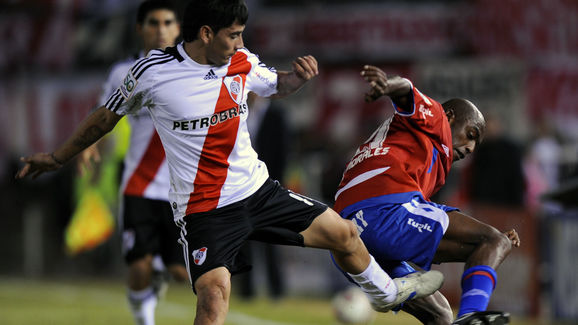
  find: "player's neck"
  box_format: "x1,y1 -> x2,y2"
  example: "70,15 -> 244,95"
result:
183,41 -> 210,65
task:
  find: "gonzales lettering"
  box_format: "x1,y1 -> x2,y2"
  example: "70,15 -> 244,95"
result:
172,103 -> 248,131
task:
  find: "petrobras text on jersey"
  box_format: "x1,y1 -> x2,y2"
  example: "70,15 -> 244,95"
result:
345,146 -> 390,171
172,103 -> 248,131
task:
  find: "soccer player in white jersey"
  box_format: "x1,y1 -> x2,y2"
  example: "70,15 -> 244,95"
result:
16,1 -> 446,323
84,1 -> 188,324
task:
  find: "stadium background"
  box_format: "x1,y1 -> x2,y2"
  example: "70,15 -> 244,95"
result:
0,0 -> 577,323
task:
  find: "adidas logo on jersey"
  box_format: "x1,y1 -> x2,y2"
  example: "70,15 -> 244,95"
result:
203,69 -> 218,80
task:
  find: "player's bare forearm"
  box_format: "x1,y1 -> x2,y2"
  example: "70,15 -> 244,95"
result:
361,66 -> 411,105
272,55 -> 318,98
16,106 -> 121,179
54,106 -> 120,163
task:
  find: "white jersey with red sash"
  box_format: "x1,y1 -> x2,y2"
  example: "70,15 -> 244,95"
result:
105,43 -> 278,220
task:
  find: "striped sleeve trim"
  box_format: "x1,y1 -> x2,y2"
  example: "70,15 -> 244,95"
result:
106,53 -> 176,113
105,88 -> 125,113
131,53 -> 172,77
135,56 -> 174,79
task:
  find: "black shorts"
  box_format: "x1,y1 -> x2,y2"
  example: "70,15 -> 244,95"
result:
122,195 -> 184,267
177,178 -> 327,292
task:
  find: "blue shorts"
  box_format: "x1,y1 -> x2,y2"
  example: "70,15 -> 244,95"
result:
341,192 -> 458,272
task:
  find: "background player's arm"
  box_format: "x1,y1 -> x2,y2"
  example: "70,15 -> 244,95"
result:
361,65 -> 412,111
16,106 -> 122,179
272,55 -> 318,98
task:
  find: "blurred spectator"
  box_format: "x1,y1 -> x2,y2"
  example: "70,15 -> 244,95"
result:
469,114 -> 526,207
523,119 -> 562,210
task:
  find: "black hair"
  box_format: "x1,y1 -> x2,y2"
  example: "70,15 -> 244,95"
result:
136,0 -> 178,24
182,0 -> 248,42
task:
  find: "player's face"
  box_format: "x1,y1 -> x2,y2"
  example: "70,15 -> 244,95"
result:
451,120 -> 482,162
139,9 -> 180,52
206,20 -> 245,66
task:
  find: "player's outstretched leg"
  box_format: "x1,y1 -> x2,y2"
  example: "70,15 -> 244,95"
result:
301,208 -> 443,312
436,211 -> 516,324
452,311 -> 510,325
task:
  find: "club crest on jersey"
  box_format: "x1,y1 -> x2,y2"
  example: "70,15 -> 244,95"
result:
224,75 -> 244,104
120,71 -> 138,99
192,247 -> 208,265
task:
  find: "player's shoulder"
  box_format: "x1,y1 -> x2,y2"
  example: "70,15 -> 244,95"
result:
234,47 -> 261,63
237,47 -> 252,56
232,48 -> 275,73
130,46 -> 183,79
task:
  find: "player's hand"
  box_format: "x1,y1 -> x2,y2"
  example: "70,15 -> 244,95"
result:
361,65 -> 388,102
15,152 -> 63,179
76,142 -> 101,176
504,229 -> 520,248
292,55 -> 318,81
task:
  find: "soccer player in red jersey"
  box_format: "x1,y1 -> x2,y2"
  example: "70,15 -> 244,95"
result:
333,65 -> 521,325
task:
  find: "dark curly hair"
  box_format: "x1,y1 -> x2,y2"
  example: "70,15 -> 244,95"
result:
182,0 -> 248,42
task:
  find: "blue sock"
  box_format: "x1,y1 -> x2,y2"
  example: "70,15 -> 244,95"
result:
457,265 -> 497,317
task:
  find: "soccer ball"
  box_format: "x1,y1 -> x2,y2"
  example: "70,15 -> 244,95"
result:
332,286 -> 375,324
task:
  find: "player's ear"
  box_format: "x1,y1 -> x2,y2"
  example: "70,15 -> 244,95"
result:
445,107 -> 455,125
199,25 -> 213,44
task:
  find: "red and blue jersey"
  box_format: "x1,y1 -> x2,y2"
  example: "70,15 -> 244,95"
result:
334,80 -> 454,216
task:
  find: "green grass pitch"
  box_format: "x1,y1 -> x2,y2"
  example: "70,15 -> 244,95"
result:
0,277 -> 565,325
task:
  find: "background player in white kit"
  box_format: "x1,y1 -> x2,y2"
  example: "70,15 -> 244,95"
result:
16,1 -> 446,324
80,1 -> 188,324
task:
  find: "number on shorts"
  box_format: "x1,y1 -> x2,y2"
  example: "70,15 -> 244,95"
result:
401,199 -> 449,232
289,192 -> 314,206
352,210 -> 368,234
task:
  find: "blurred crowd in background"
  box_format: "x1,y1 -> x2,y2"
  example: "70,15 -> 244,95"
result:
1,0 -> 577,322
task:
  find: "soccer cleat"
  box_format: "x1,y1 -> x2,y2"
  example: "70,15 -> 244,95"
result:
452,311 -> 510,325
372,270 -> 444,312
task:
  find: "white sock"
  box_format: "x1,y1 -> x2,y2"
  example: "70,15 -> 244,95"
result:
128,286 -> 158,325
347,255 -> 398,304
152,255 -> 166,272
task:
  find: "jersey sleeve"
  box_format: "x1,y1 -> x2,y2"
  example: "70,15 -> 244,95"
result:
244,50 -> 278,97
104,57 -> 155,116
391,80 -> 446,135
98,62 -> 130,106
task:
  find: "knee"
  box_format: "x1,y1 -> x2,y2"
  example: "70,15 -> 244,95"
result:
494,231 -> 513,254
195,273 -> 230,318
127,257 -> 154,289
128,257 -> 154,279
332,218 -> 360,254
483,228 -> 512,254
